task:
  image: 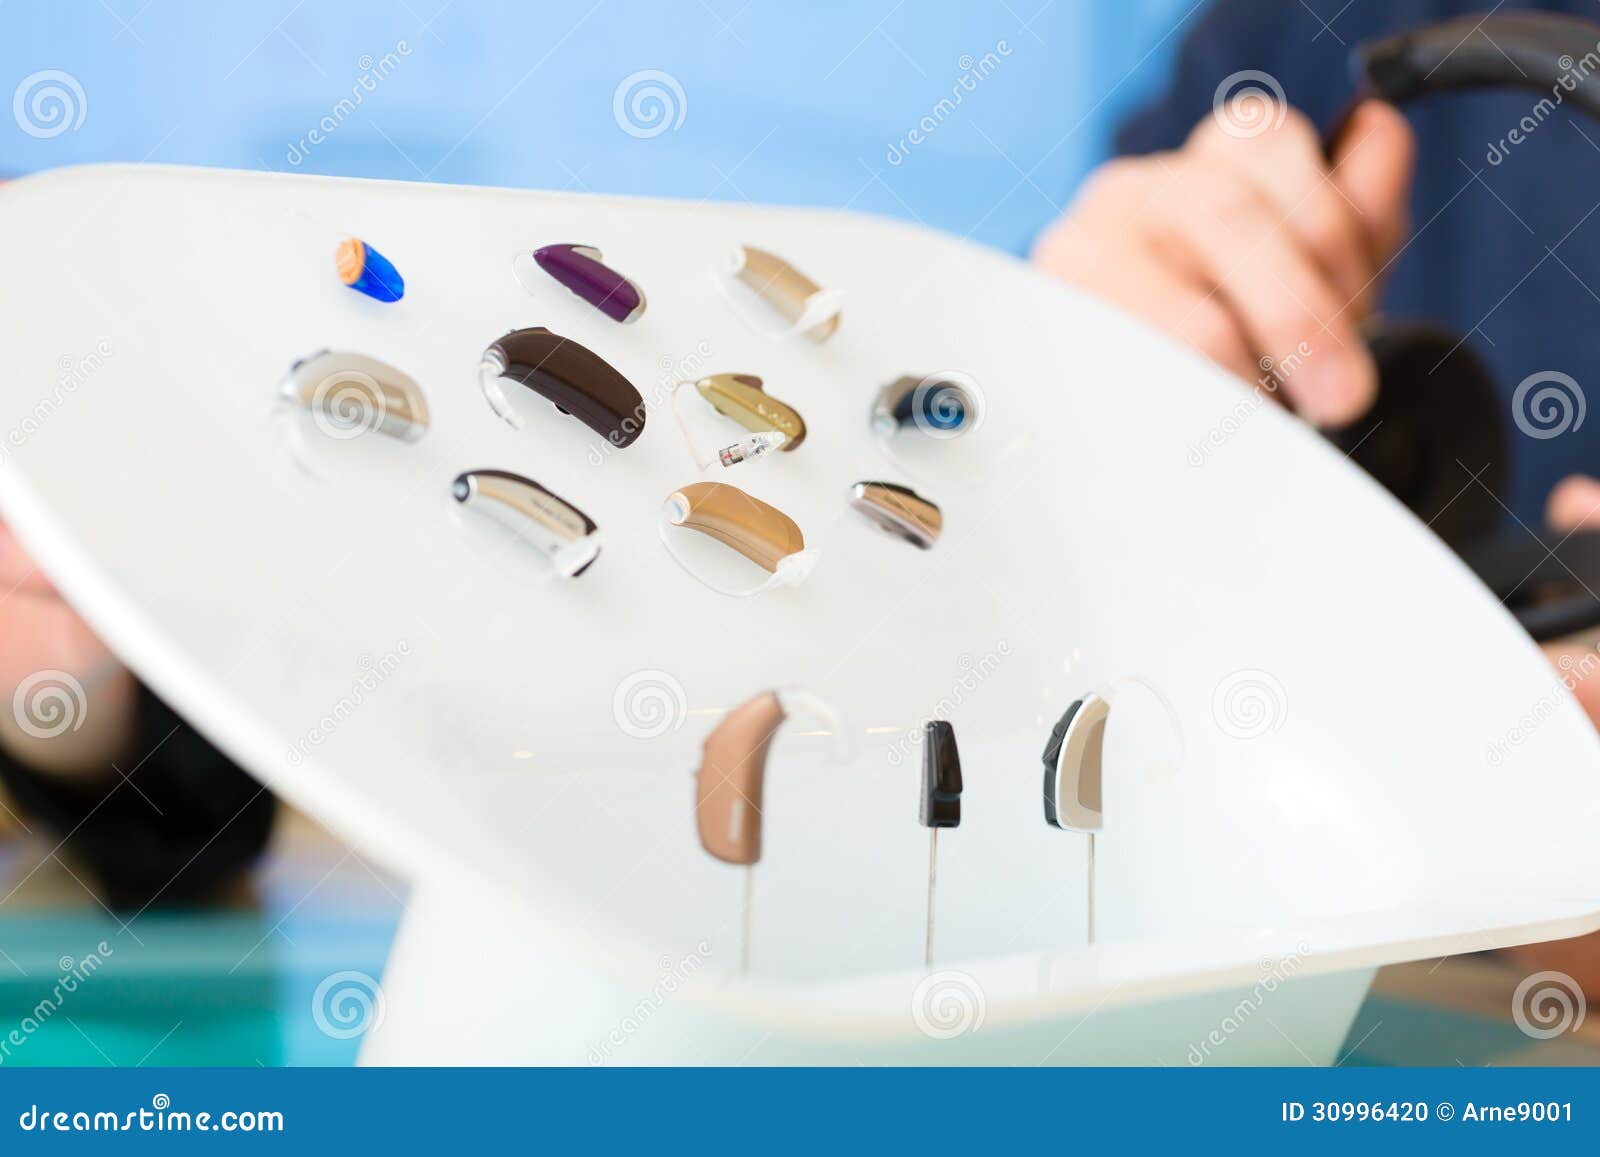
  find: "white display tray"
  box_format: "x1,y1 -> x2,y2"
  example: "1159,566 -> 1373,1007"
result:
2,164 -> 1596,1064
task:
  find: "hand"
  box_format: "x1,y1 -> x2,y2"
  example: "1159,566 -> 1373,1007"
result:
1031,100 -> 1415,428
1497,475 -> 1600,999
0,519 -> 138,777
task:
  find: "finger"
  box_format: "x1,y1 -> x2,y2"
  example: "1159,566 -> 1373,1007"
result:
1328,100 -> 1416,274
1546,474 -> 1600,533
1187,105 -> 1380,317
1145,161 -> 1377,426
0,594 -> 116,690
1034,212 -> 1257,381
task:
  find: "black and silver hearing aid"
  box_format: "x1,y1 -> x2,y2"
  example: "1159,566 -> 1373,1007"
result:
1326,13 -> 1600,640
918,721 -> 962,966
479,327 -> 646,447
1042,693 -> 1108,945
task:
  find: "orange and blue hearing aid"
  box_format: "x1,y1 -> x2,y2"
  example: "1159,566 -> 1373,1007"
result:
336,238 -> 405,303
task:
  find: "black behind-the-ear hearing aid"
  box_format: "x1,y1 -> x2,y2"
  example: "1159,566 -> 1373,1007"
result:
1327,13 -> 1600,640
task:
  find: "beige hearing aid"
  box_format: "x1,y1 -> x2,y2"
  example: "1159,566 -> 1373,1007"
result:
280,350 -> 430,441
694,688 -> 841,972
695,691 -> 785,867
727,245 -> 841,342
696,373 -> 807,449
663,482 -> 806,572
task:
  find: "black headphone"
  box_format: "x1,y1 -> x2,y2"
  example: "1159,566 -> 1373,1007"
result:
1325,12 -> 1600,640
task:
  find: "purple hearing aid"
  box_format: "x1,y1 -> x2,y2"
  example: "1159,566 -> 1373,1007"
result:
518,244 -> 647,324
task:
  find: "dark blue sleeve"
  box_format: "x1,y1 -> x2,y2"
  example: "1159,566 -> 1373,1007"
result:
1114,0 -> 1460,156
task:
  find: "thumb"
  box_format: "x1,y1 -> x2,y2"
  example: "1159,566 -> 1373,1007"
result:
1330,100 -> 1415,267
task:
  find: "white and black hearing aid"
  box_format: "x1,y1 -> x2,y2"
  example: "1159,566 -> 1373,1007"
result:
1042,693 -> 1108,945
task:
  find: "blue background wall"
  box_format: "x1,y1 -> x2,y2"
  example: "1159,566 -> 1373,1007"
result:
0,0 -> 1197,255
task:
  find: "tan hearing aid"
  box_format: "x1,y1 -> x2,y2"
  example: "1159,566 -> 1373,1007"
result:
696,373 -> 807,449
663,482 -> 806,572
850,481 -> 942,549
694,688 -> 840,973
727,245 -> 841,342
695,691 -> 785,867
280,350 -> 430,441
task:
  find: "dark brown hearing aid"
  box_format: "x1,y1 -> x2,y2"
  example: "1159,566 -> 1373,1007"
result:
479,326 -> 646,447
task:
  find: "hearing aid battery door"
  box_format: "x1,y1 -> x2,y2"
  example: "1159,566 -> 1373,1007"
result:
1042,694 -> 1108,832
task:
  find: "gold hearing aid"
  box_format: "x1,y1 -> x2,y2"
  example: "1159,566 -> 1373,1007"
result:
280,350 -> 430,441
727,245 -> 841,342
662,482 -> 807,573
849,481 -> 942,549
696,373 -> 807,449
